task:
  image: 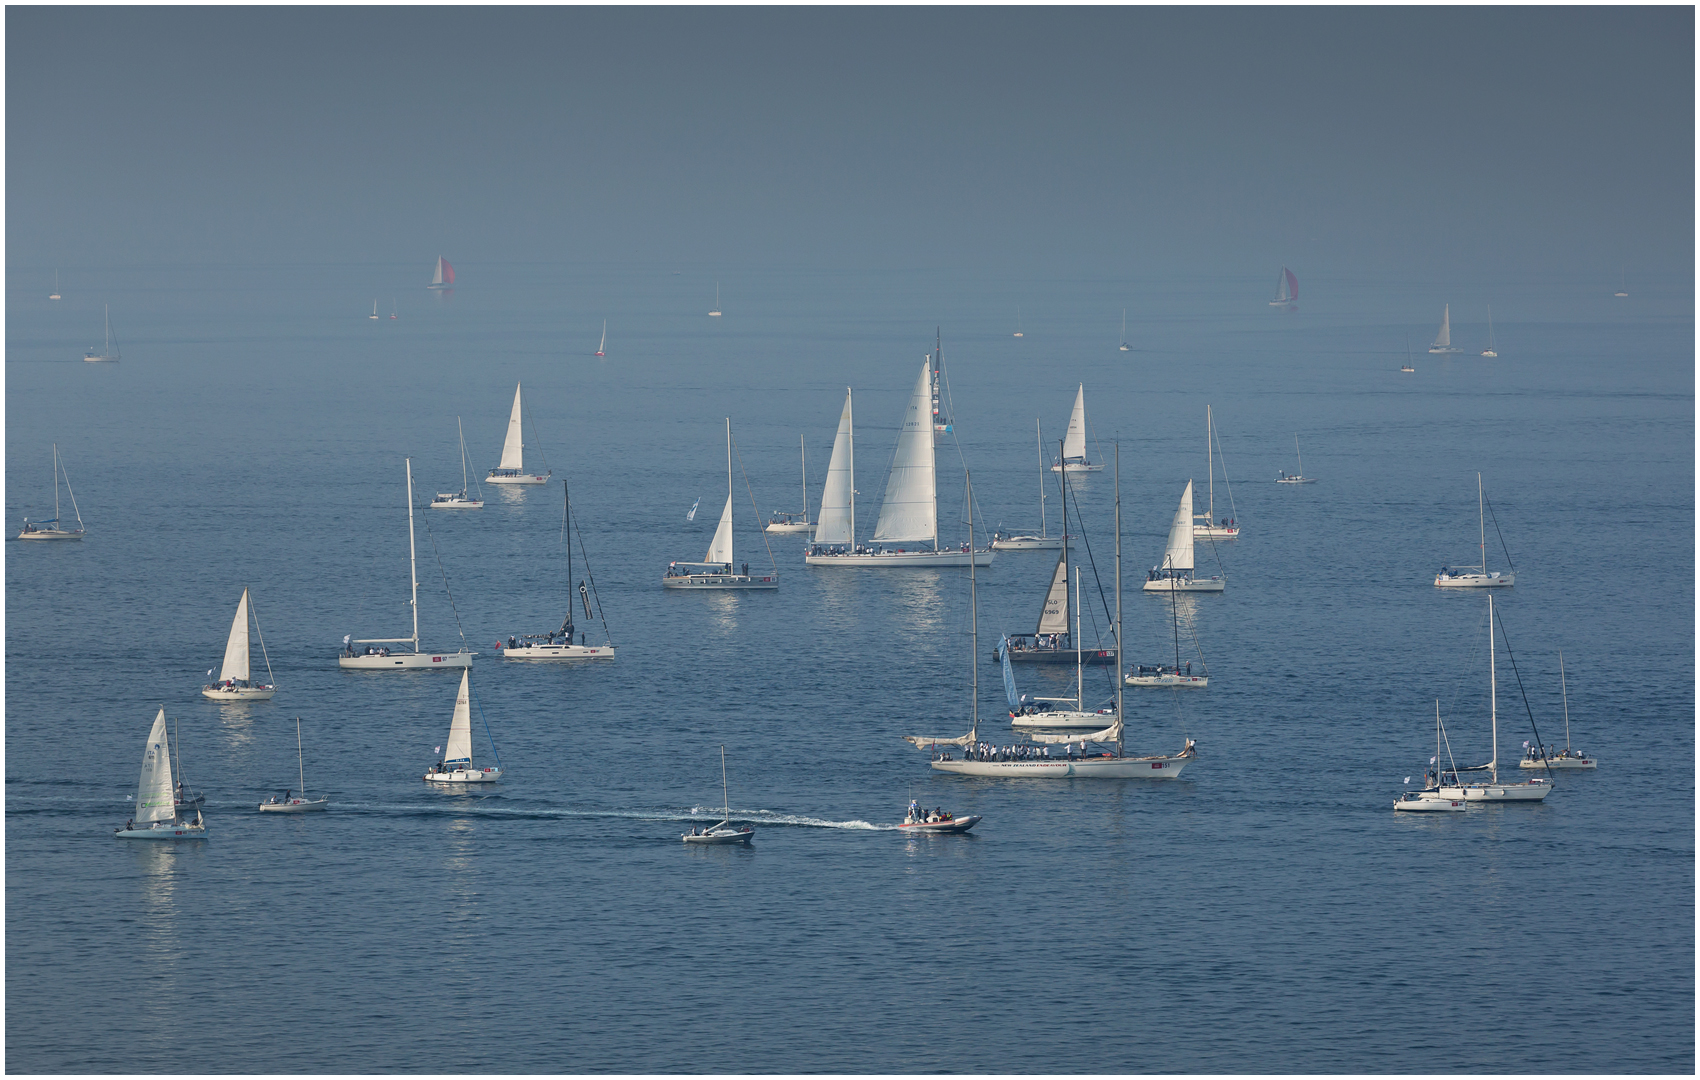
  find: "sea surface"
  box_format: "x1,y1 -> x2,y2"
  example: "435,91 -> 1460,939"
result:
6,264 -> 1693,1072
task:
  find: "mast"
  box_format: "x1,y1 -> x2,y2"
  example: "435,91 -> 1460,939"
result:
1559,649 -> 1570,752
1206,406 -> 1214,521
296,716 -> 306,796
564,480 -> 573,633
1115,441 -> 1124,758
800,435 -> 808,521
52,444 -> 61,524
458,417 -> 470,494
968,471 -> 979,744
1074,565 -> 1083,710
720,745 -> 729,820
1036,419 -> 1047,538
406,458 -> 420,652
1477,472 -> 1488,572
726,418 -> 733,567
848,391 -> 855,545
1295,435 -> 1303,478
1488,593 -> 1498,782
1059,440 -> 1070,646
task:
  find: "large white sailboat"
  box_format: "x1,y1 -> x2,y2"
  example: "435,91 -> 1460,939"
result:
1270,266 -> 1298,309
18,443 -> 85,540
765,435 -> 815,534
430,417 -> 485,509
202,588 -> 277,700
339,459 -> 476,669
804,363 -> 994,567
487,383 -> 552,484
49,269 -> 62,301
1435,473 -> 1515,588
1427,304 -> 1465,354
1007,571 -> 1119,732
1519,651 -> 1597,769
115,709 -> 207,839
1143,481 -> 1225,592
83,304 -> 120,362
258,716 -> 329,812
664,419 -> 779,589
992,420 -> 1065,551
708,282 -> 722,317
1433,595 -> 1552,802
500,480 -> 617,658
1050,385 -> 1103,472
423,669 -> 503,783
999,466 -> 1112,666
428,256 -> 455,290
1193,405 -> 1240,538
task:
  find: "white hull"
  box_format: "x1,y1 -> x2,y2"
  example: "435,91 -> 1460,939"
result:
683,824 -> 753,844
1481,350 -> 1498,358
1520,755 -> 1596,770
663,573 -> 778,589
805,548 -> 994,567
424,766 -> 503,783
340,650 -> 475,670
83,355 -> 119,363
1395,793 -> 1466,812
898,815 -> 982,833
1142,576 -> 1224,593
764,522 -> 814,534
1428,347 -> 1465,354
1437,779 -> 1552,801
258,797 -> 328,813
1435,570 -> 1514,588
17,529 -> 83,540
931,746 -> 1193,778
1010,710 -> 1118,731
202,684 -> 275,701
116,820 -> 206,839
1049,463 -> 1104,473
486,472 -> 550,485
991,536 -> 1063,550
1123,672 -> 1207,688
1192,524 -> 1239,538
430,496 -> 483,509
1275,477 -> 1315,484
501,643 -> 615,660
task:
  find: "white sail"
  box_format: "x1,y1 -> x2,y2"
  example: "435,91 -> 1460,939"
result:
1432,305 -> 1452,349
431,257 -> 447,287
705,495 -> 734,565
136,709 -> 176,824
218,589 -> 252,683
1035,547 -> 1070,635
872,361 -> 937,544
1062,385 -> 1088,461
443,670 -> 474,765
1162,482 -> 1196,571
1274,267 -> 1291,302
902,732 -> 975,749
815,390 -> 856,545
499,384 -> 525,470
1026,720 -> 1122,744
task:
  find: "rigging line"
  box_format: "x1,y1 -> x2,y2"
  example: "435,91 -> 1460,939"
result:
417,505 -> 470,648
1482,493 -> 1516,573
568,504 -> 613,643
939,361 -> 988,546
1212,418 -> 1239,523
1492,602 -> 1552,778
1063,469 -> 1115,632
731,434 -> 779,572
470,688 -> 504,771
249,592 -> 277,685
522,397 -> 553,476
1184,599 -> 1211,678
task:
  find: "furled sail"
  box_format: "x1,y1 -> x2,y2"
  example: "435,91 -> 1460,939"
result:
814,390 -> 856,545
1025,720 -> 1121,744
1062,385 -> 1088,461
1162,482 -> 1196,571
999,637 -> 1021,715
499,384 -> 525,470
902,731 -> 976,749
1432,305 -> 1451,349
705,495 -> 734,566
135,708 -> 176,824
1034,547 -> 1070,635
218,589 -> 251,683
443,670 -> 473,766
872,361 -> 937,545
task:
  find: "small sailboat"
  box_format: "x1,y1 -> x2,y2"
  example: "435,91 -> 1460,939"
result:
49,269 -> 61,301
486,382 -> 552,484
1401,335 -> 1415,373
899,799 -> 982,833
1427,304 -> 1464,353
499,480 -> 617,659
708,282 -> 722,317
1142,481 -> 1225,593
664,419 -> 779,589
1050,384 -> 1104,472
423,669 -> 503,782
1432,595 -> 1552,802
1013,307 -> 1023,337
259,717 -> 329,812
202,588 -> 277,699
1118,308 -> 1130,351
428,256 -> 455,291
1434,473 -> 1515,588
18,443 -> 85,540
1275,435 -> 1315,483
765,435 -> 815,534
682,746 -> 754,843
595,320 -> 606,357
1269,266 -> 1298,308
1007,576 -> 1120,732
1614,266 -> 1628,297
991,419 -> 1065,550
83,304 -> 119,362
368,300 -> 379,320
1519,651 -> 1597,769
1398,709 -> 1467,811
430,417 -> 485,508
115,709 -> 207,840
1481,306 -> 1498,357
339,459 -> 476,669
390,300 -> 397,320
1126,572 -> 1209,687
1192,405 -> 1240,538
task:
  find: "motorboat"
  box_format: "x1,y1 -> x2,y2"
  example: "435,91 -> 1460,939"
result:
898,801 -> 982,833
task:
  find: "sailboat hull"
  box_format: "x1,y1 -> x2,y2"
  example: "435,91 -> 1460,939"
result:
258,797 -> 329,813
116,820 -> 207,839
17,528 -> 83,540
430,495 -> 483,509
990,535 -> 1063,550
486,471 -> 551,485
1395,793 -> 1466,811
425,767 -> 503,783
682,826 -> 753,844
1437,780 -> 1552,801
500,643 -> 615,660
339,650 -> 475,670
764,522 -> 814,534
662,574 -> 778,589
1192,524 -> 1240,538
931,752 -> 1191,778
1010,711 -> 1119,731
1142,576 -> 1224,593
1520,755 -> 1595,770
202,684 -> 275,700
1435,571 -> 1514,588
805,549 -> 994,567
1048,463 -> 1104,473
1123,672 -> 1207,687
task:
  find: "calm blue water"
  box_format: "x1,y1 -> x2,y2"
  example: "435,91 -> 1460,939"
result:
7,265 -> 1693,1072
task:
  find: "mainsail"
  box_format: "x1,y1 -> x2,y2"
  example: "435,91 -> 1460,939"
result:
705,496 -> 734,565
1162,482 -> 1196,571
499,384 -> 526,470
430,257 -> 455,289
443,670 -> 473,766
872,361 -> 937,545
1432,305 -> 1452,349
1062,385 -> 1088,461
135,709 -> 176,824
1000,637 -> 1021,714
814,390 -> 856,545
1035,547 -> 1070,635
218,589 -> 252,683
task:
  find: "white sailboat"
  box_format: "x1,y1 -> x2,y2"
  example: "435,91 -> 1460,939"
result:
664,419 -> 779,589
1193,405 -> 1240,538
1142,481 -> 1225,593
1270,266 -> 1298,308
595,320 -> 606,357
83,304 -> 120,362
765,435 -> 815,534
904,455 -> 1196,778
1427,304 -> 1464,353
1433,595 -> 1552,802
1118,308 -> 1130,351
1013,307 -> 1023,337
1519,651 -> 1597,769
999,465 -> 1111,666
259,716 -> 329,812
1434,473 -> 1515,587
1481,306 -> 1498,357
423,669 -> 504,782
1050,385 -> 1104,472
49,269 -> 61,301
115,709 -> 207,839
1614,266 -> 1628,297
500,480 -> 618,658
682,746 -> 755,844
1401,335 -> 1415,373
1275,435 -> 1315,483
390,300 -> 397,320
1126,582 -> 1209,687
369,300 -> 379,320
202,588 -> 277,700
804,363 -> 994,567
991,419 -> 1065,551
708,282 -> 722,317
18,443 -> 85,540
1008,572 -> 1119,732
430,417 -> 485,508
1395,705 -> 1467,812
486,382 -> 552,484
428,256 -> 455,290
339,459 -> 476,669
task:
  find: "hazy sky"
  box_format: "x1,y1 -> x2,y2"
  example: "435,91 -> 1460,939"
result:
7,6 -> 1692,278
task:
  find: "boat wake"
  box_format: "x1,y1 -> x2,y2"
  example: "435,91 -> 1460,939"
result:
331,800 -> 895,830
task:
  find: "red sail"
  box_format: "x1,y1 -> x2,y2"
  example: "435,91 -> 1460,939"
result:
1284,267 -> 1298,301
441,259 -> 455,286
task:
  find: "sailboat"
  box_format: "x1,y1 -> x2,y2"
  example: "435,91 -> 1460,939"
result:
1125,581 -> 1209,687
1434,473 -> 1515,587
18,443 -> 85,540
486,382 -> 552,484
999,462 -> 1111,665
1394,705 -> 1467,811
1007,572 -> 1119,731
1432,595 -> 1552,802
804,364 -> 994,567
1481,306 -> 1498,357
682,746 -> 754,844
595,320 -> 606,357
904,456 -> 1197,777
339,459 -> 476,669
1519,651 -> 1596,769
1142,481 -> 1225,592
430,417 -> 485,508
369,300 -> 379,320
259,717 -> 329,812
423,669 -> 504,782
1270,266 -> 1298,308
390,300 -> 397,320
1049,385 -> 1104,472
708,282 -> 722,317
83,304 -> 119,362
1013,307 -> 1023,337
1193,406 -> 1240,538
49,269 -> 61,301
202,588 -> 277,699
1428,304 -> 1464,353
929,330 -> 953,432
428,256 -> 455,290
1275,435 -> 1315,483
1118,308 -> 1130,351
991,419 -> 1065,550
664,419 -> 779,589
500,480 -> 617,658
765,435 -> 815,533
1614,266 -> 1628,297
1401,335 -> 1415,373
115,708 -> 207,839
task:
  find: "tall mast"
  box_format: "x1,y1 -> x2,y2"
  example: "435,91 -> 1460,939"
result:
406,458 -> 420,652
1059,440 -> 1070,645
968,471 -> 978,744
296,716 -> 306,796
1206,406 -> 1214,521
1036,419 -> 1047,539
1074,565 -> 1083,710
1488,593 -> 1498,781
720,745 -> 729,819
564,480 -> 573,626
1115,441 -> 1124,759
52,444 -> 61,523
930,367 -> 940,553
1295,435 -> 1302,478
458,417 -> 470,494
1477,472 -> 1487,572
847,391 -> 856,546
800,435 -> 808,521
1559,649 -> 1570,752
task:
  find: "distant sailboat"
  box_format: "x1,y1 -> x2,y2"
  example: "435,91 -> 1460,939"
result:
1118,308 -> 1130,351
663,419 -> 779,589
428,257 -> 455,290
1142,481 -> 1225,593
83,305 -> 119,362
1193,405 -> 1240,538
116,708 -> 207,839
258,716 -> 329,812
682,746 -> 755,844
765,435 -> 814,534
1428,304 -> 1464,353
991,419 -> 1065,551
486,382 -> 552,484
390,300 -> 397,320
999,464 -> 1111,664
1050,385 -> 1104,472
709,282 -> 722,317
18,443 -> 84,540
1614,266 -> 1628,297
49,269 -> 61,301
1007,572 -> 1120,730
595,320 -> 606,357
202,588 -> 277,700
1275,435 -> 1315,484
1481,306 -> 1498,357
1434,473 -> 1515,588
499,480 -> 618,659
1401,335 -> 1415,373
369,300 -> 379,320
1270,266 -> 1298,308
1431,595 -> 1552,802
430,417 -> 485,508
1519,650 -> 1597,770
1013,306 -> 1024,337
423,669 -> 504,783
